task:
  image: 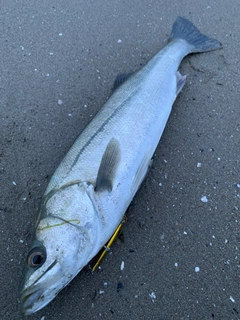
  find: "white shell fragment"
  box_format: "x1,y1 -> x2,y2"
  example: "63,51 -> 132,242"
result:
201,196 -> 208,203
149,292 -> 156,302
120,261 -> 125,270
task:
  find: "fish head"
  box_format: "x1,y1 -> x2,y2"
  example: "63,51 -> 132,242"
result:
20,183 -> 99,315
19,220 -> 91,315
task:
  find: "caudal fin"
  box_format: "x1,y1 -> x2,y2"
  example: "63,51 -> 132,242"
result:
169,16 -> 222,53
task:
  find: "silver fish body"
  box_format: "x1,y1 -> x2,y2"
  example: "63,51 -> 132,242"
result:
20,17 -> 222,315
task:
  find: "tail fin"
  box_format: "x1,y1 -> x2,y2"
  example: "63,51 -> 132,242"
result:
169,16 -> 222,53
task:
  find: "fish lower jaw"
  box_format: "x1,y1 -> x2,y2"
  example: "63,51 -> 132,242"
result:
21,288 -> 46,315
21,283 -> 63,315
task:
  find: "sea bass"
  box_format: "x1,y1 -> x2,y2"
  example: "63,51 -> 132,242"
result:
20,17 -> 222,315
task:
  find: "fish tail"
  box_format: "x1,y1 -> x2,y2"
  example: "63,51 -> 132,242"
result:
169,16 -> 222,53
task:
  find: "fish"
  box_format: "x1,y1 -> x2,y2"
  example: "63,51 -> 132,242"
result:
19,16 -> 222,315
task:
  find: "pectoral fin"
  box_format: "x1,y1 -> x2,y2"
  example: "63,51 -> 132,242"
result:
95,138 -> 121,192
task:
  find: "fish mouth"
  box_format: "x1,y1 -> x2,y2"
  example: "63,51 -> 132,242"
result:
21,287 -> 46,315
20,259 -> 62,315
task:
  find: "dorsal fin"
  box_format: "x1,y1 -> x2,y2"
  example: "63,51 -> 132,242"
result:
112,73 -> 132,90
95,138 -> 121,192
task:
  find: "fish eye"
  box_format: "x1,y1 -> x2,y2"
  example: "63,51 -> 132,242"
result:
27,247 -> 46,268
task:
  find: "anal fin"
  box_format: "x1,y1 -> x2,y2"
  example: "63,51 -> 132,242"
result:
176,71 -> 187,95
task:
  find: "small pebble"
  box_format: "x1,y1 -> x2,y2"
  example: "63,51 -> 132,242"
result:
117,282 -> 123,292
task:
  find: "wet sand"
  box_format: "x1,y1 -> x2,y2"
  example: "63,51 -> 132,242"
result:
1,1 -> 240,319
